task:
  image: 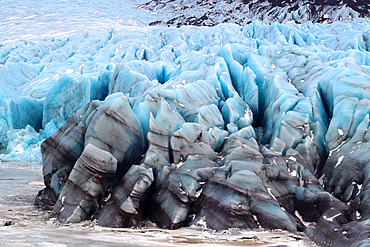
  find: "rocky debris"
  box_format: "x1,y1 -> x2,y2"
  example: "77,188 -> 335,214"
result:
141,0 -> 370,27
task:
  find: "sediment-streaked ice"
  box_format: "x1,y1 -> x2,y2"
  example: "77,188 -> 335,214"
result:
2,0 -> 370,247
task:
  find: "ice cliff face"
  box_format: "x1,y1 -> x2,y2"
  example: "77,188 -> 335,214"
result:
1,1 -> 370,246
18,21 -> 367,246
142,0 -> 370,27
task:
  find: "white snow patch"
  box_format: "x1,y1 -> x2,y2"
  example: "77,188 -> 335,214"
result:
290,170 -> 297,177
334,156 -> 345,168
267,188 -> 277,201
252,214 -> 258,222
323,213 -> 341,222
338,129 -> 344,135
176,161 -> 184,168
195,188 -> 203,198
288,156 -> 296,161
356,211 -> 361,219
328,140 -> 347,157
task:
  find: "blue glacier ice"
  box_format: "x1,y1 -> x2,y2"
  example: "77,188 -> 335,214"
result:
2,3 -> 370,246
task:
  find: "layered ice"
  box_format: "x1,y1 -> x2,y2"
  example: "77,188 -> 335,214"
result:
1,1 -> 370,246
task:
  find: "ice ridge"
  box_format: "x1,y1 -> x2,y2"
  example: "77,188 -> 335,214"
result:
1,19 -> 370,246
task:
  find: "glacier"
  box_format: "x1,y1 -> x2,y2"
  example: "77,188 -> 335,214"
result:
1,1 -> 370,246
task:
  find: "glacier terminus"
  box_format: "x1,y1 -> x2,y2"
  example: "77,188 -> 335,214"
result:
1,0 -> 370,246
